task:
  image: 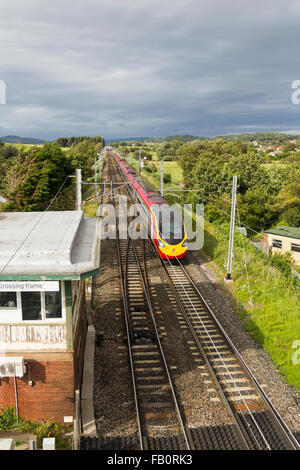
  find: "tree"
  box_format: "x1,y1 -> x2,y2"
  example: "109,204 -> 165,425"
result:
0,144 -> 18,159
269,170 -> 300,227
239,187 -> 274,230
69,140 -> 100,178
225,152 -> 266,195
3,144 -> 73,211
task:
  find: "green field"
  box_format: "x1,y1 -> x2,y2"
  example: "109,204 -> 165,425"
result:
4,143 -> 70,152
126,155 -> 183,189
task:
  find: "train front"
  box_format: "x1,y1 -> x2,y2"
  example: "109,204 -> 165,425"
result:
151,204 -> 187,260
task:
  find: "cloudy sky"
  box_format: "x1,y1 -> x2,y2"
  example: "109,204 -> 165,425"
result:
1,0 -> 300,140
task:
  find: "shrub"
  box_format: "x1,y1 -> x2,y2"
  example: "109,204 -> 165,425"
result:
0,406 -> 72,449
269,251 -> 294,277
163,172 -> 171,184
0,406 -> 19,430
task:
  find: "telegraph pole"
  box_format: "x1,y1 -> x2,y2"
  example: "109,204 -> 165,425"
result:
138,149 -> 141,176
99,153 -> 102,184
226,175 -> 237,280
160,160 -> 164,196
76,169 -> 82,211
94,157 -> 98,209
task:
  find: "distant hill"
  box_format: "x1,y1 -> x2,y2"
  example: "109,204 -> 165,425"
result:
106,135 -> 201,143
106,137 -> 150,143
0,135 -> 45,145
107,132 -> 300,144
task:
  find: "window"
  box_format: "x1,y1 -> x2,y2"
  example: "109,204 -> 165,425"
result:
272,239 -> 282,249
155,206 -> 185,245
45,291 -> 62,319
21,289 -> 63,321
291,243 -> 300,253
0,292 -> 17,309
21,292 -> 42,320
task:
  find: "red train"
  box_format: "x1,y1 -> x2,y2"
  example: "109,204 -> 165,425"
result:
114,153 -> 187,260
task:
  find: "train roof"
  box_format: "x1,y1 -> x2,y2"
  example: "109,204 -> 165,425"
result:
115,154 -> 168,207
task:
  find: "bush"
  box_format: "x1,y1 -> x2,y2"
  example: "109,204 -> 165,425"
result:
35,422 -> 72,450
0,406 -> 19,430
163,172 -> 171,184
269,251 -> 294,277
0,406 -> 72,449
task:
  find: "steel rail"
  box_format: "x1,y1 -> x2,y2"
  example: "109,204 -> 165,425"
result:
160,258 -> 267,449
130,237 -> 191,450
112,155 -> 191,450
107,157 -> 144,450
177,258 -> 300,450
109,155 -> 191,450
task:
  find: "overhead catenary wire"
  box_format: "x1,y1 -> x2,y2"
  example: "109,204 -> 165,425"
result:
165,184 -> 262,236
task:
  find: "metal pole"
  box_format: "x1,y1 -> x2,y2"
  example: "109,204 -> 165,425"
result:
74,389 -> 81,450
94,157 -> 98,209
13,365 -> 19,424
138,149 -> 141,176
99,154 -> 102,184
226,175 -> 237,280
160,160 -> 164,196
76,169 -> 82,211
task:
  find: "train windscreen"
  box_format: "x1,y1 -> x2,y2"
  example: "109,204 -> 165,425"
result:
153,204 -> 185,245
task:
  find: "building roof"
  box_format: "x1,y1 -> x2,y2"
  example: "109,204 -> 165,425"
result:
265,225 -> 300,240
0,211 -> 100,280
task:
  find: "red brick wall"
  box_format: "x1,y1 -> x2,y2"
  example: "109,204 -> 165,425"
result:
0,355 -> 75,424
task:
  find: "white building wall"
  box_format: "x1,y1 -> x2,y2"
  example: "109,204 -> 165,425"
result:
267,234 -> 300,265
0,281 -> 67,352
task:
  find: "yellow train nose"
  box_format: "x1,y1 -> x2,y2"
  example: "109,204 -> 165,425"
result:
160,244 -> 187,258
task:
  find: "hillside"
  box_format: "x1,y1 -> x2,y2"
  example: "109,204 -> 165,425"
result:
0,135 -> 45,145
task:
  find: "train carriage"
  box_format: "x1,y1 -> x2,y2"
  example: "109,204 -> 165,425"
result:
114,153 -> 187,259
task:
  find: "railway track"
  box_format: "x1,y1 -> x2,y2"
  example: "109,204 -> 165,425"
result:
109,156 -> 191,450
82,152 -> 299,451
157,255 -> 300,450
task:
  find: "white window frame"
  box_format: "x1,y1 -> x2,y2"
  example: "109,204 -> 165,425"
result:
0,281 -> 66,324
0,291 -> 18,310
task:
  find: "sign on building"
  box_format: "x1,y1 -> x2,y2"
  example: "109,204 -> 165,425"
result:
0,281 -> 60,292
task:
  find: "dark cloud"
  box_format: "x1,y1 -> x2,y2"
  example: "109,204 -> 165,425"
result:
0,0 -> 300,139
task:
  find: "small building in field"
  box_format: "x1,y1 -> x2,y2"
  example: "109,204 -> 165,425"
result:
265,225 -> 300,266
0,211 -> 100,424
